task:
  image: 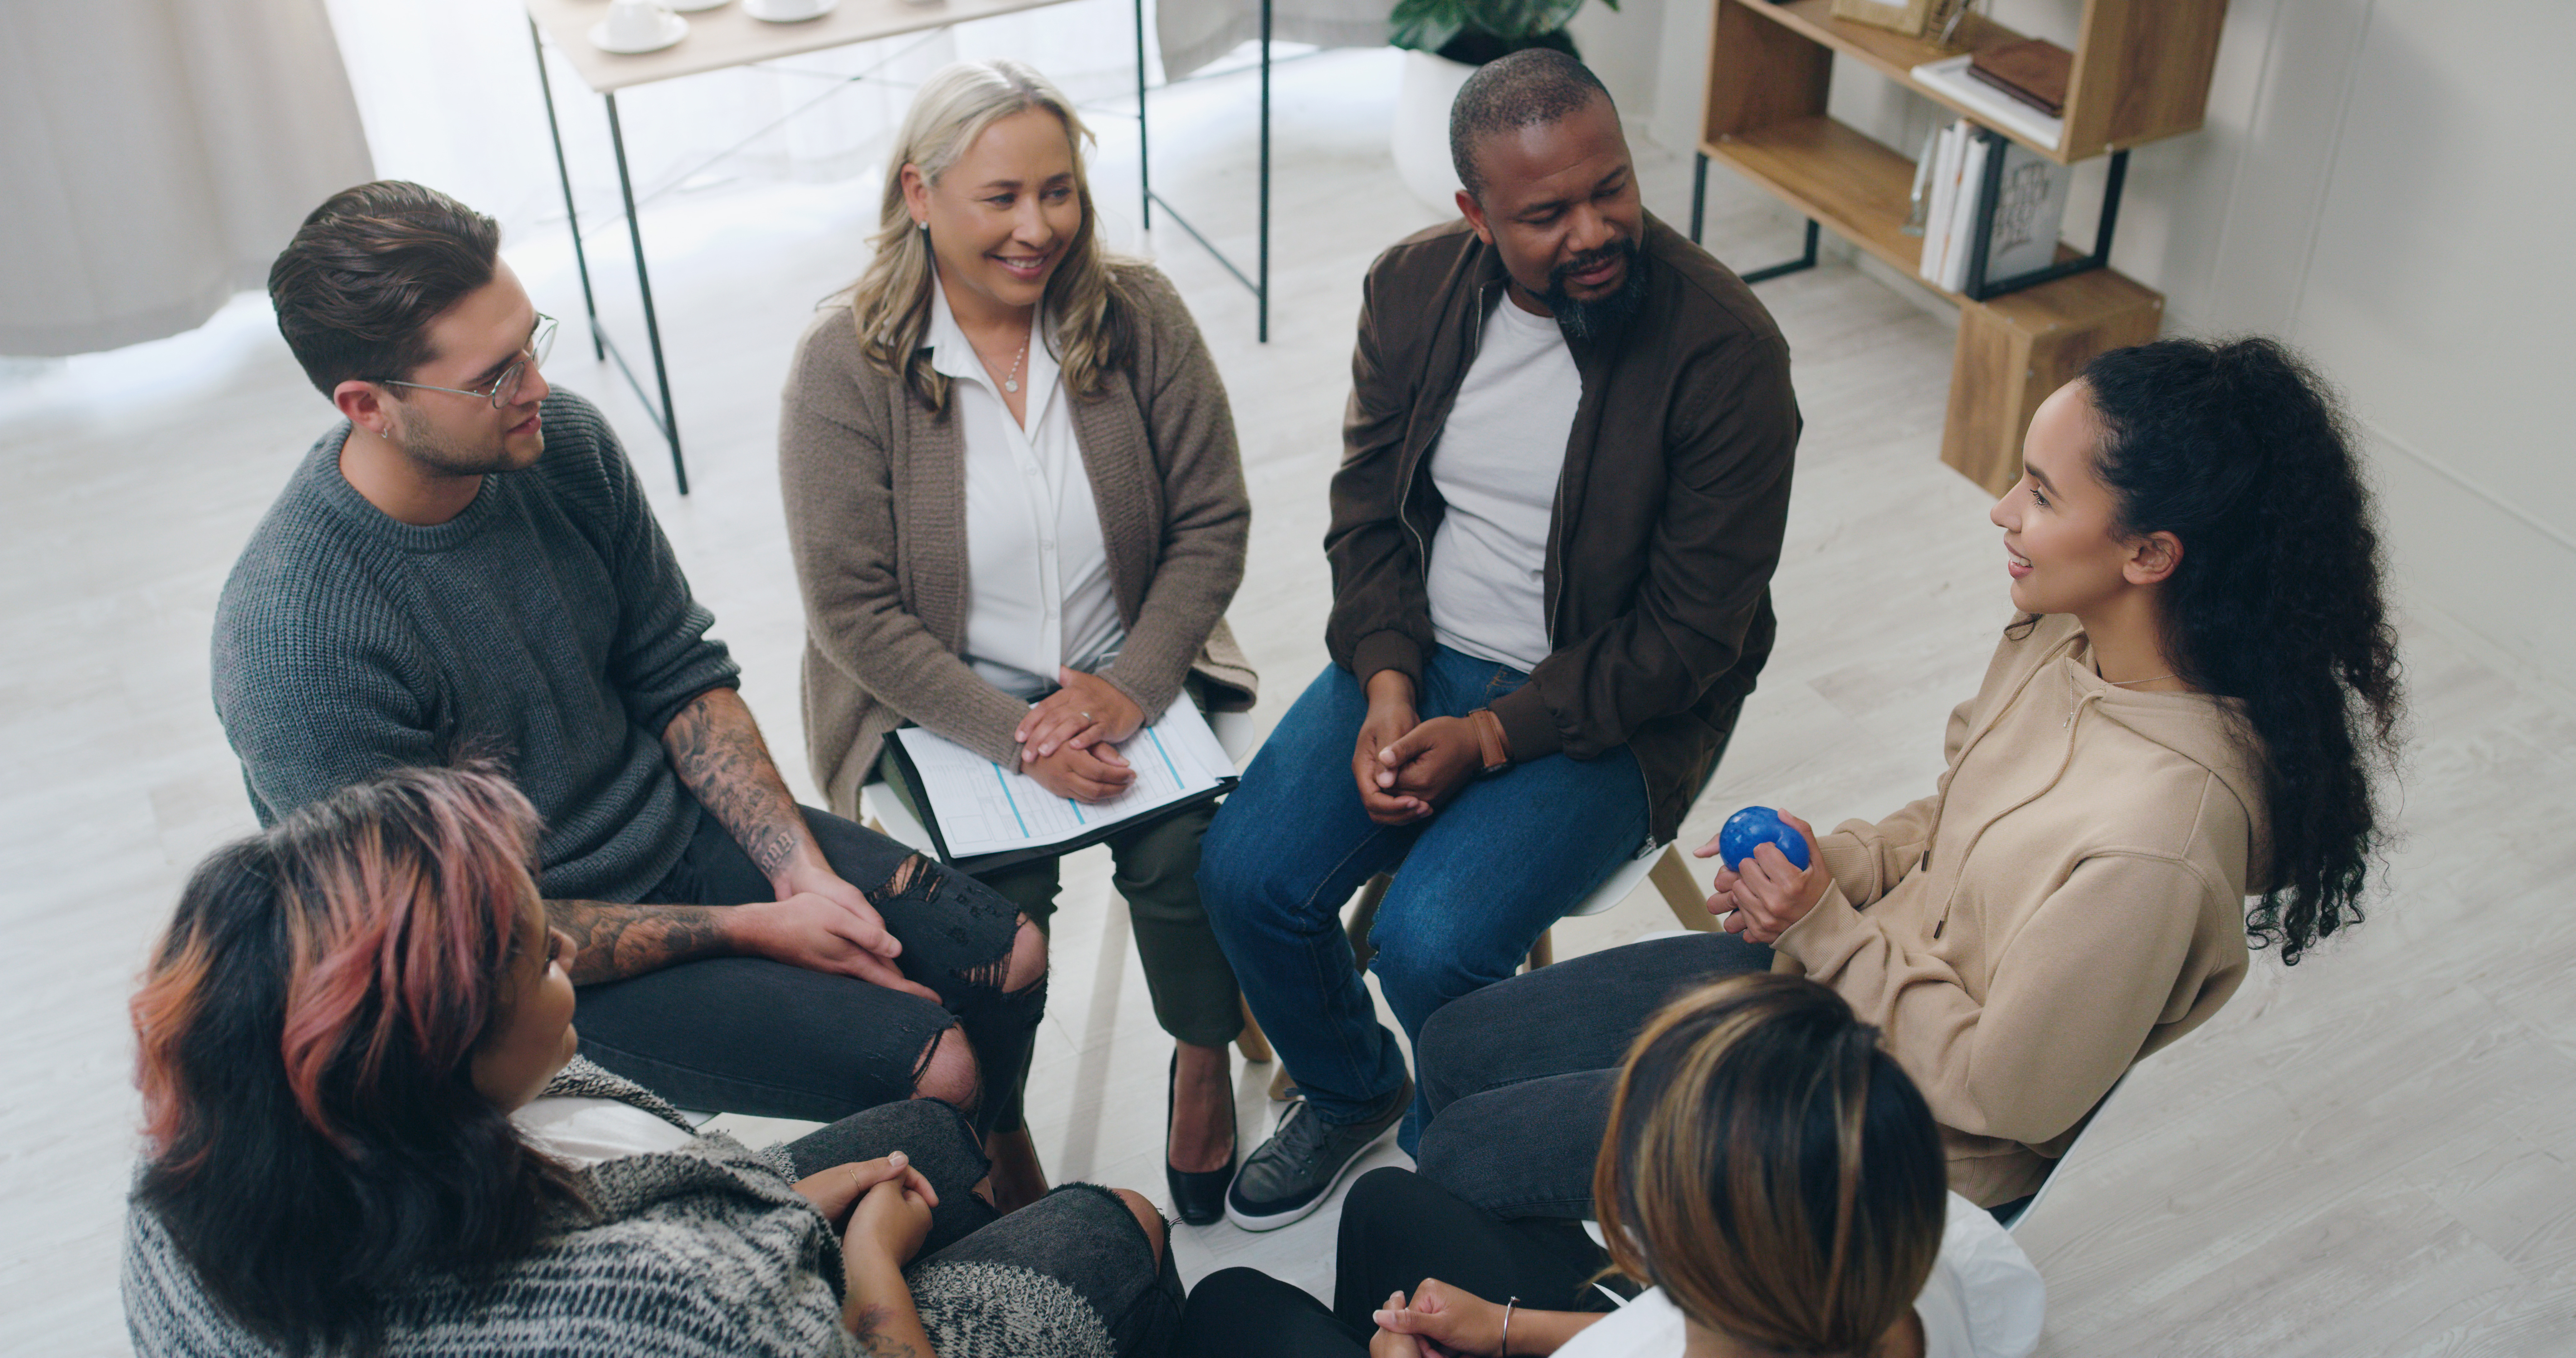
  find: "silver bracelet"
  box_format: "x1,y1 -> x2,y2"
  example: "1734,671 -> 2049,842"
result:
1501,1295 -> 1519,1356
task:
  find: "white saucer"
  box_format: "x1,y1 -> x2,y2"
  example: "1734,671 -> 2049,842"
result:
667,0 -> 730,10
744,0 -> 839,21
589,11 -> 689,54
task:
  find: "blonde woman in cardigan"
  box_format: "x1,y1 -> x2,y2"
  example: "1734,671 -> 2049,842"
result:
778,59 -> 1257,1223
1401,337 -> 2403,1221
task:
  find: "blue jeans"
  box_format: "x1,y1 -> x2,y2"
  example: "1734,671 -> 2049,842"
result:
1198,647 -> 1652,1151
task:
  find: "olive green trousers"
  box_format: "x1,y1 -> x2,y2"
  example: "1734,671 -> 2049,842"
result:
873,750 -> 1246,1052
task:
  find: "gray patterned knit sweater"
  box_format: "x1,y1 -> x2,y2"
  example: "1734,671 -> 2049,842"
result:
211,390 -> 739,902
122,1061 -> 1118,1358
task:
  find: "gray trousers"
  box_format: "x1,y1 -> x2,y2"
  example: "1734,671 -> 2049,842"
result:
1412,931 -> 1775,1219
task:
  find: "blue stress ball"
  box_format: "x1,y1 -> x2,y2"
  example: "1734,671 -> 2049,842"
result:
1718,805 -> 1812,871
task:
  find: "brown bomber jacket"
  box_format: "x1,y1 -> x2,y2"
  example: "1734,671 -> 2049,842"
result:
1325,213 -> 1800,841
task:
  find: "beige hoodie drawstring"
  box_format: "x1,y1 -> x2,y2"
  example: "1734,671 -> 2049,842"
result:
1932,674 -> 2104,939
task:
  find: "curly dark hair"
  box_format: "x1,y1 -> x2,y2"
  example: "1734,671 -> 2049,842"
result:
2079,336 -> 2403,963
268,180 -> 500,397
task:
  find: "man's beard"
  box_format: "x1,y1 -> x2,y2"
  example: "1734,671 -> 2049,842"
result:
1541,238 -> 1645,343
388,401 -> 536,476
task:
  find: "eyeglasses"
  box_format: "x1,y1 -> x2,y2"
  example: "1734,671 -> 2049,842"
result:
379,314 -> 556,409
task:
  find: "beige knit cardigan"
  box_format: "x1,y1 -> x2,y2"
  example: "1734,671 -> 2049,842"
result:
778,264 -> 1257,819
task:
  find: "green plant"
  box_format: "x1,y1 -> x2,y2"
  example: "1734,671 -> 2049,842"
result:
1389,0 -> 1618,61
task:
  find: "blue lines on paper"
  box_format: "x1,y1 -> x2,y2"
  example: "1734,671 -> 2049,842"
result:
986,762 -> 1030,836
1146,727 -> 1182,784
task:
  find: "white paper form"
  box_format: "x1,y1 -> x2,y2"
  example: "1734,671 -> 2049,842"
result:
887,702 -> 1240,860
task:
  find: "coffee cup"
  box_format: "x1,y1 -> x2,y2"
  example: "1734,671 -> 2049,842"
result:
603,0 -> 675,48
747,0 -> 826,18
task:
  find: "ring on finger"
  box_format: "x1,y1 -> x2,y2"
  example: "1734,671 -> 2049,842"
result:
1080,710 -> 1092,724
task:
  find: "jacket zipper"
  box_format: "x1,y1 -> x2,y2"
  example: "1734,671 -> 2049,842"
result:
1396,279 -> 1499,581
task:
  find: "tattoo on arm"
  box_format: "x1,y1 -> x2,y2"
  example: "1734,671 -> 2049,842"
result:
550,900 -> 732,984
663,687 -> 809,880
847,1305 -> 923,1358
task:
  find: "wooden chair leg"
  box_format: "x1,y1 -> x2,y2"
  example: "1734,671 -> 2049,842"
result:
1526,928 -> 1555,970
1345,873 -> 1391,971
1651,844 -> 1715,932
1235,996 -> 1274,1063
1269,1065 -> 1298,1101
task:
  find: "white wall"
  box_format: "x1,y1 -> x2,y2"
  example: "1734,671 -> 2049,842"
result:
1624,0 -> 2576,683
1567,0 -> 1667,124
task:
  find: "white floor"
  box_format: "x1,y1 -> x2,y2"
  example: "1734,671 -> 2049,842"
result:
5,46 -> 2574,1357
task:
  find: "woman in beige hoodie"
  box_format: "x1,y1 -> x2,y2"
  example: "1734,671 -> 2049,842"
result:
1400,336 -> 2404,1220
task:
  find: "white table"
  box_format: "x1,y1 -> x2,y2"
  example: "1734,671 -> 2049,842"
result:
523,0 -> 1274,491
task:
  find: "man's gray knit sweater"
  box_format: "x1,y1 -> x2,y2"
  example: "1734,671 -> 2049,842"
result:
213,390 -> 739,902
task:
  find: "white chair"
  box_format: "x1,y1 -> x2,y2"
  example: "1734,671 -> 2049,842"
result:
2000,1072 -> 2129,1235
860,709 -> 1277,1066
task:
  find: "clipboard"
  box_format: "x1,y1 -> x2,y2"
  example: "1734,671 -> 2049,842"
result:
883,703 -> 1241,874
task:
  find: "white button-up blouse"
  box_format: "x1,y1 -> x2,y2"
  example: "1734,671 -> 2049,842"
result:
925,273 -> 1125,701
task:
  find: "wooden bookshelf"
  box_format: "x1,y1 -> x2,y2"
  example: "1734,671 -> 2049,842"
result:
1721,0 -> 2226,163
1699,0 -> 2222,493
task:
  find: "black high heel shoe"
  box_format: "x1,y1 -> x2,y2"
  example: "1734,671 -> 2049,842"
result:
1166,1051 -> 1238,1226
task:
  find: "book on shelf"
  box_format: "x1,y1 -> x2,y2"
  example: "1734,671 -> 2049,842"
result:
1968,38 -> 2072,116
1942,133 -> 1991,292
1917,119 -> 2076,295
1910,55 -> 2064,152
1978,137 -> 2075,283
1917,121 -> 1963,288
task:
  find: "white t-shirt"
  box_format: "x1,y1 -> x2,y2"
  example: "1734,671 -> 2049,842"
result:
1553,1193 -> 2046,1358
511,1095 -> 695,1168
1423,295 -> 1581,675
929,273 -> 1125,700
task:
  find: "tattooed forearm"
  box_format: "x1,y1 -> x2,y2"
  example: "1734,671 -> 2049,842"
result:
662,687 -> 809,880
847,1305 -> 924,1358
548,900 -> 733,984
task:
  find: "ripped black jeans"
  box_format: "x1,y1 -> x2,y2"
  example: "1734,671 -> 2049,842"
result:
572,797 -> 1046,1134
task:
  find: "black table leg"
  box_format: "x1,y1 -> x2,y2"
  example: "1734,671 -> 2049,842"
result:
1135,0 -> 1151,230
602,93 -> 687,495
1690,151 -> 1708,245
1135,13 -> 1272,343
1740,219 -> 1820,285
1257,0 -> 1270,343
528,20 -> 604,361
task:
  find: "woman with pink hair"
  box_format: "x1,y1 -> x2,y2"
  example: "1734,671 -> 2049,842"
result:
123,764 -> 1177,1358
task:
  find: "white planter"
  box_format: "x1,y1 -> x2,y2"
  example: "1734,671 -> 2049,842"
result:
1391,48 -> 1479,217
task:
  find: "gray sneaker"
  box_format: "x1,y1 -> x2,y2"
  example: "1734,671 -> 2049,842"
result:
1224,1076 -> 1411,1232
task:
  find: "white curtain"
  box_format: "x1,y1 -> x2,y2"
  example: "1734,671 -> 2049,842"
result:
0,0 -> 374,356
1156,0 -> 1390,80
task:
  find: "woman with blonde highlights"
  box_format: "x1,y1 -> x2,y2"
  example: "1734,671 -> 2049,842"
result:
123,765 -> 1182,1358
1175,975 -> 2043,1358
780,58 -> 1257,1222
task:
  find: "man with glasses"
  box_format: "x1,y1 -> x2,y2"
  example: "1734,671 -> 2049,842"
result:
213,181 -> 1054,1206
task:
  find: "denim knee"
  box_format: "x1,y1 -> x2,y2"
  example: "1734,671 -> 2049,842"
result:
1362,924 -> 1496,1030
1194,808 -> 1288,932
